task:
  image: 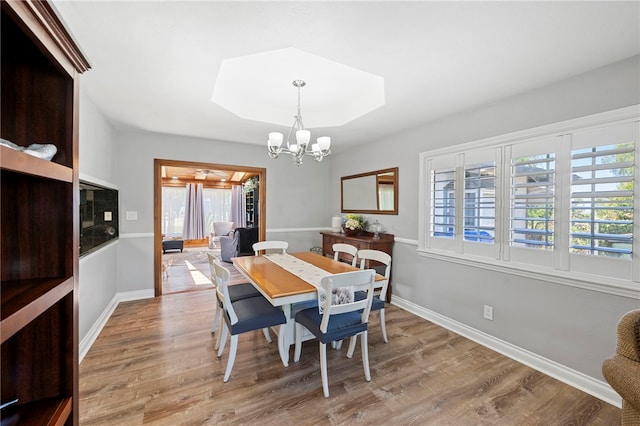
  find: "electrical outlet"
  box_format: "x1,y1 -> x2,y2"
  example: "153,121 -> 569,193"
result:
484,305 -> 494,321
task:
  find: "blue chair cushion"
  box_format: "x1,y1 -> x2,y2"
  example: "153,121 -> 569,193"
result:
228,283 -> 261,302
354,290 -> 385,311
225,296 -> 286,335
295,308 -> 367,344
291,300 -> 319,318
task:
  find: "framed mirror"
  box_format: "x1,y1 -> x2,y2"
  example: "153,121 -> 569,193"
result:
341,167 -> 398,215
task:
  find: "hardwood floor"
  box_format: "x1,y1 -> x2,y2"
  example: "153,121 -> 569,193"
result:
161,248 -> 246,294
79,290 -> 621,425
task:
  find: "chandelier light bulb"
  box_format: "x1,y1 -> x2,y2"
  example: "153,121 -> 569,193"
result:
317,136 -> 331,151
268,132 -> 284,148
296,129 -> 311,145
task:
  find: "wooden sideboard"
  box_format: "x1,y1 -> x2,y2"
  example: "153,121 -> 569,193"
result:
320,231 -> 394,302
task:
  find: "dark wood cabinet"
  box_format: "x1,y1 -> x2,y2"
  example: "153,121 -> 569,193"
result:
245,189 -> 258,229
320,231 -> 394,302
1,1 -> 89,424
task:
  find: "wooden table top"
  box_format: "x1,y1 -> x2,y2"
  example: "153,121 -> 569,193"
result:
232,252 -> 382,301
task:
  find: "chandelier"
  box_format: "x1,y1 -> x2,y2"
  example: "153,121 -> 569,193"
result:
267,80 -> 331,166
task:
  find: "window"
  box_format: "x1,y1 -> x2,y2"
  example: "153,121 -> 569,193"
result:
419,107 -> 639,294
203,188 -> 233,234
510,153 -> 555,250
431,168 -> 456,238
570,143 -> 634,258
162,186 -> 232,237
464,162 -> 495,243
162,186 -> 186,236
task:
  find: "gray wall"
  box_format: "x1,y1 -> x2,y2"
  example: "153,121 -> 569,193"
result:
114,129 -> 332,293
78,92 -> 119,342
329,56 -> 640,381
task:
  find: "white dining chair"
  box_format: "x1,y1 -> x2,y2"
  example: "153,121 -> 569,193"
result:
253,240 -> 288,256
293,269 -> 376,397
332,243 -> 358,267
207,253 -> 271,350
213,261 -> 287,382
347,249 -> 392,357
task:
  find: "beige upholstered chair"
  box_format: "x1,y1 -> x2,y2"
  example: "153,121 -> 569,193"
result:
602,309 -> 640,425
211,221 -> 234,249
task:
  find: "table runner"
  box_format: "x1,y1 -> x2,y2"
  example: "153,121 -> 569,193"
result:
263,253 -> 328,289
263,253 -> 354,312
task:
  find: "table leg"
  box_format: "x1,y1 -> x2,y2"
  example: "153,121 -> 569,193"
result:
278,304 -> 293,367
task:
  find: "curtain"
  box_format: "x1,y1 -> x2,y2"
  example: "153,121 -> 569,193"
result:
203,188 -> 232,233
230,185 -> 246,229
182,183 -> 206,240
162,186 -> 185,236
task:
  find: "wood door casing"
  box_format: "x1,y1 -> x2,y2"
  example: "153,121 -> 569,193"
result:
153,158 -> 266,296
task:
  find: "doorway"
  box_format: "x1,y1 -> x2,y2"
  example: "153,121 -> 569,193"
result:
153,159 -> 266,296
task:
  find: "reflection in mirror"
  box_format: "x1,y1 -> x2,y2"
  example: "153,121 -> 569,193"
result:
341,167 -> 398,215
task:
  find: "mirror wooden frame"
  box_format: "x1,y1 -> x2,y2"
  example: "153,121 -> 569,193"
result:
341,167 -> 398,215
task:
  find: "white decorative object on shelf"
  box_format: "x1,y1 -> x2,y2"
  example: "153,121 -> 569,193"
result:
372,219 -> 382,239
331,216 -> 342,232
0,138 -> 21,150
24,143 -> 57,160
0,138 -> 57,161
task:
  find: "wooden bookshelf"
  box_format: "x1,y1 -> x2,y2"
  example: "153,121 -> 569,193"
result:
1,1 -> 89,424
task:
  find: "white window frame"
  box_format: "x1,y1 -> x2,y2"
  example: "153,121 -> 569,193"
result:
418,106 -> 640,298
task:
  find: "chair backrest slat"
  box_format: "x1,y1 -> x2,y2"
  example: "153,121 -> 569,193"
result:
207,252 -> 217,282
358,249 -> 391,300
319,269 -> 375,333
212,260 -> 238,325
332,243 -> 358,267
253,240 -> 288,256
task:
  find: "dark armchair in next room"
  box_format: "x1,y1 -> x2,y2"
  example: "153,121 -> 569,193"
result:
220,227 -> 259,262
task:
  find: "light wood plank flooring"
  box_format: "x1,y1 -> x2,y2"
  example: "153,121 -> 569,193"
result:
79,290 -> 621,425
161,248 -> 247,295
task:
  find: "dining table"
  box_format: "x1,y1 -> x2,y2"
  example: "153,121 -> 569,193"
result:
232,251 -> 385,366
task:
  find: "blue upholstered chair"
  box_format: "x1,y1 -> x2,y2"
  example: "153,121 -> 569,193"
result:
293,269 -> 376,397
207,253 -> 270,351
347,249 -> 392,357
213,260 -> 287,382
220,227 -> 259,262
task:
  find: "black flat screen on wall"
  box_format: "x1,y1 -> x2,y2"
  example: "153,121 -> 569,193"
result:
80,181 -> 119,256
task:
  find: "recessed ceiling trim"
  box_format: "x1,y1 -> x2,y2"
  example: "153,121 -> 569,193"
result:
212,47 -> 385,128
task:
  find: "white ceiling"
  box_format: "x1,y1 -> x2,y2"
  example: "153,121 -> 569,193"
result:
54,1 -> 640,153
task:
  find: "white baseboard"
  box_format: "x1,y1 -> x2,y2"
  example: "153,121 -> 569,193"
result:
79,289 -> 154,363
390,296 -> 622,408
